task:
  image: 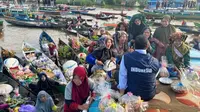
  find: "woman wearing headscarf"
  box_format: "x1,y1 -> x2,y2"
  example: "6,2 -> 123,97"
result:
86,37 -> 116,78
128,14 -> 146,42
153,15 -> 176,60
48,42 -> 59,66
166,32 -> 190,69
113,31 -> 128,62
115,22 -> 128,32
35,91 -> 57,112
29,72 -> 62,102
64,66 -> 95,112
141,27 -> 156,55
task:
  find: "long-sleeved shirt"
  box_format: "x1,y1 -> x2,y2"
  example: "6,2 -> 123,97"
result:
117,49 -> 147,90
64,78 -> 95,112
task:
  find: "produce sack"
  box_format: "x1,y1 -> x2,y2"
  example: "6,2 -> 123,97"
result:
19,104 -> 36,112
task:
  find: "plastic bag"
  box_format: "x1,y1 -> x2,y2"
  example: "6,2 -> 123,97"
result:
93,80 -> 111,96
180,68 -> 200,108
159,56 -> 169,77
119,92 -> 149,112
103,60 -> 116,72
99,94 -> 116,111
19,104 -> 36,112
104,103 -> 125,112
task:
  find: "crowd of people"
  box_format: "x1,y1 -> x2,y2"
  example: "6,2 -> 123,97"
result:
1,13 -> 194,112
61,13 -> 191,112
58,13 -> 191,112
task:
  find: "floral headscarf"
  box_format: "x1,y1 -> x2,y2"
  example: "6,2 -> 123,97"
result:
169,32 -> 188,44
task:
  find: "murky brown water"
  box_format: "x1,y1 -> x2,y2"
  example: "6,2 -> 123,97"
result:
0,7 -> 197,56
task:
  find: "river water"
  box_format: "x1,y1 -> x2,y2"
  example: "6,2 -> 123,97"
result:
0,7 -> 196,56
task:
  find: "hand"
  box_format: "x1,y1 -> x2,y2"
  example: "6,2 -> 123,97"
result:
119,89 -> 125,96
111,57 -> 116,62
82,104 -> 89,110
89,97 -> 94,104
78,104 -> 89,110
96,60 -> 104,65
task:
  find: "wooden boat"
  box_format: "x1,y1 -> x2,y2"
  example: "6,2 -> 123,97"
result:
71,10 -> 88,14
1,47 -> 37,96
58,38 -> 82,65
79,12 -> 117,20
5,16 -> 65,28
80,7 -> 96,11
38,6 -> 69,16
194,22 -> 200,28
79,11 -> 96,16
101,11 -> 127,16
39,31 -> 55,54
68,37 -> 88,54
15,15 -> 33,21
178,26 -> 200,35
8,8 -> 29,17
22,42 -> 67,93
96,14 -> 116,20
66,28 -> 90,37
0,7 -> 8,17
82,22 -> 92,28
139,10 -> 200,20
104,23 -> 117,27
147,21 -> 194,28
5,17 -> 52,28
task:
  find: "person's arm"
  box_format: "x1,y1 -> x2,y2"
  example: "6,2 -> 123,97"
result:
64,82 -> 80,110
150,43 -> 156,54
153,28 -> 159,40
117,56 -> 127,95
111,49 -> 117,58
48,78 -> 60,86
88,78 -> 95,104
88,78 -> 95,91
86,54 -> 96,65
172,25 -> 176,32
183,51 -> 190,68
165,46 -> 174,65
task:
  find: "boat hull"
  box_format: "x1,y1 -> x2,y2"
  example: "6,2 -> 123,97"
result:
139,10 -> 200,20
178,26 -> 200,35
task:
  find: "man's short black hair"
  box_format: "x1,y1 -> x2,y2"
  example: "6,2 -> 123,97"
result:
135,35 -> 149,49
